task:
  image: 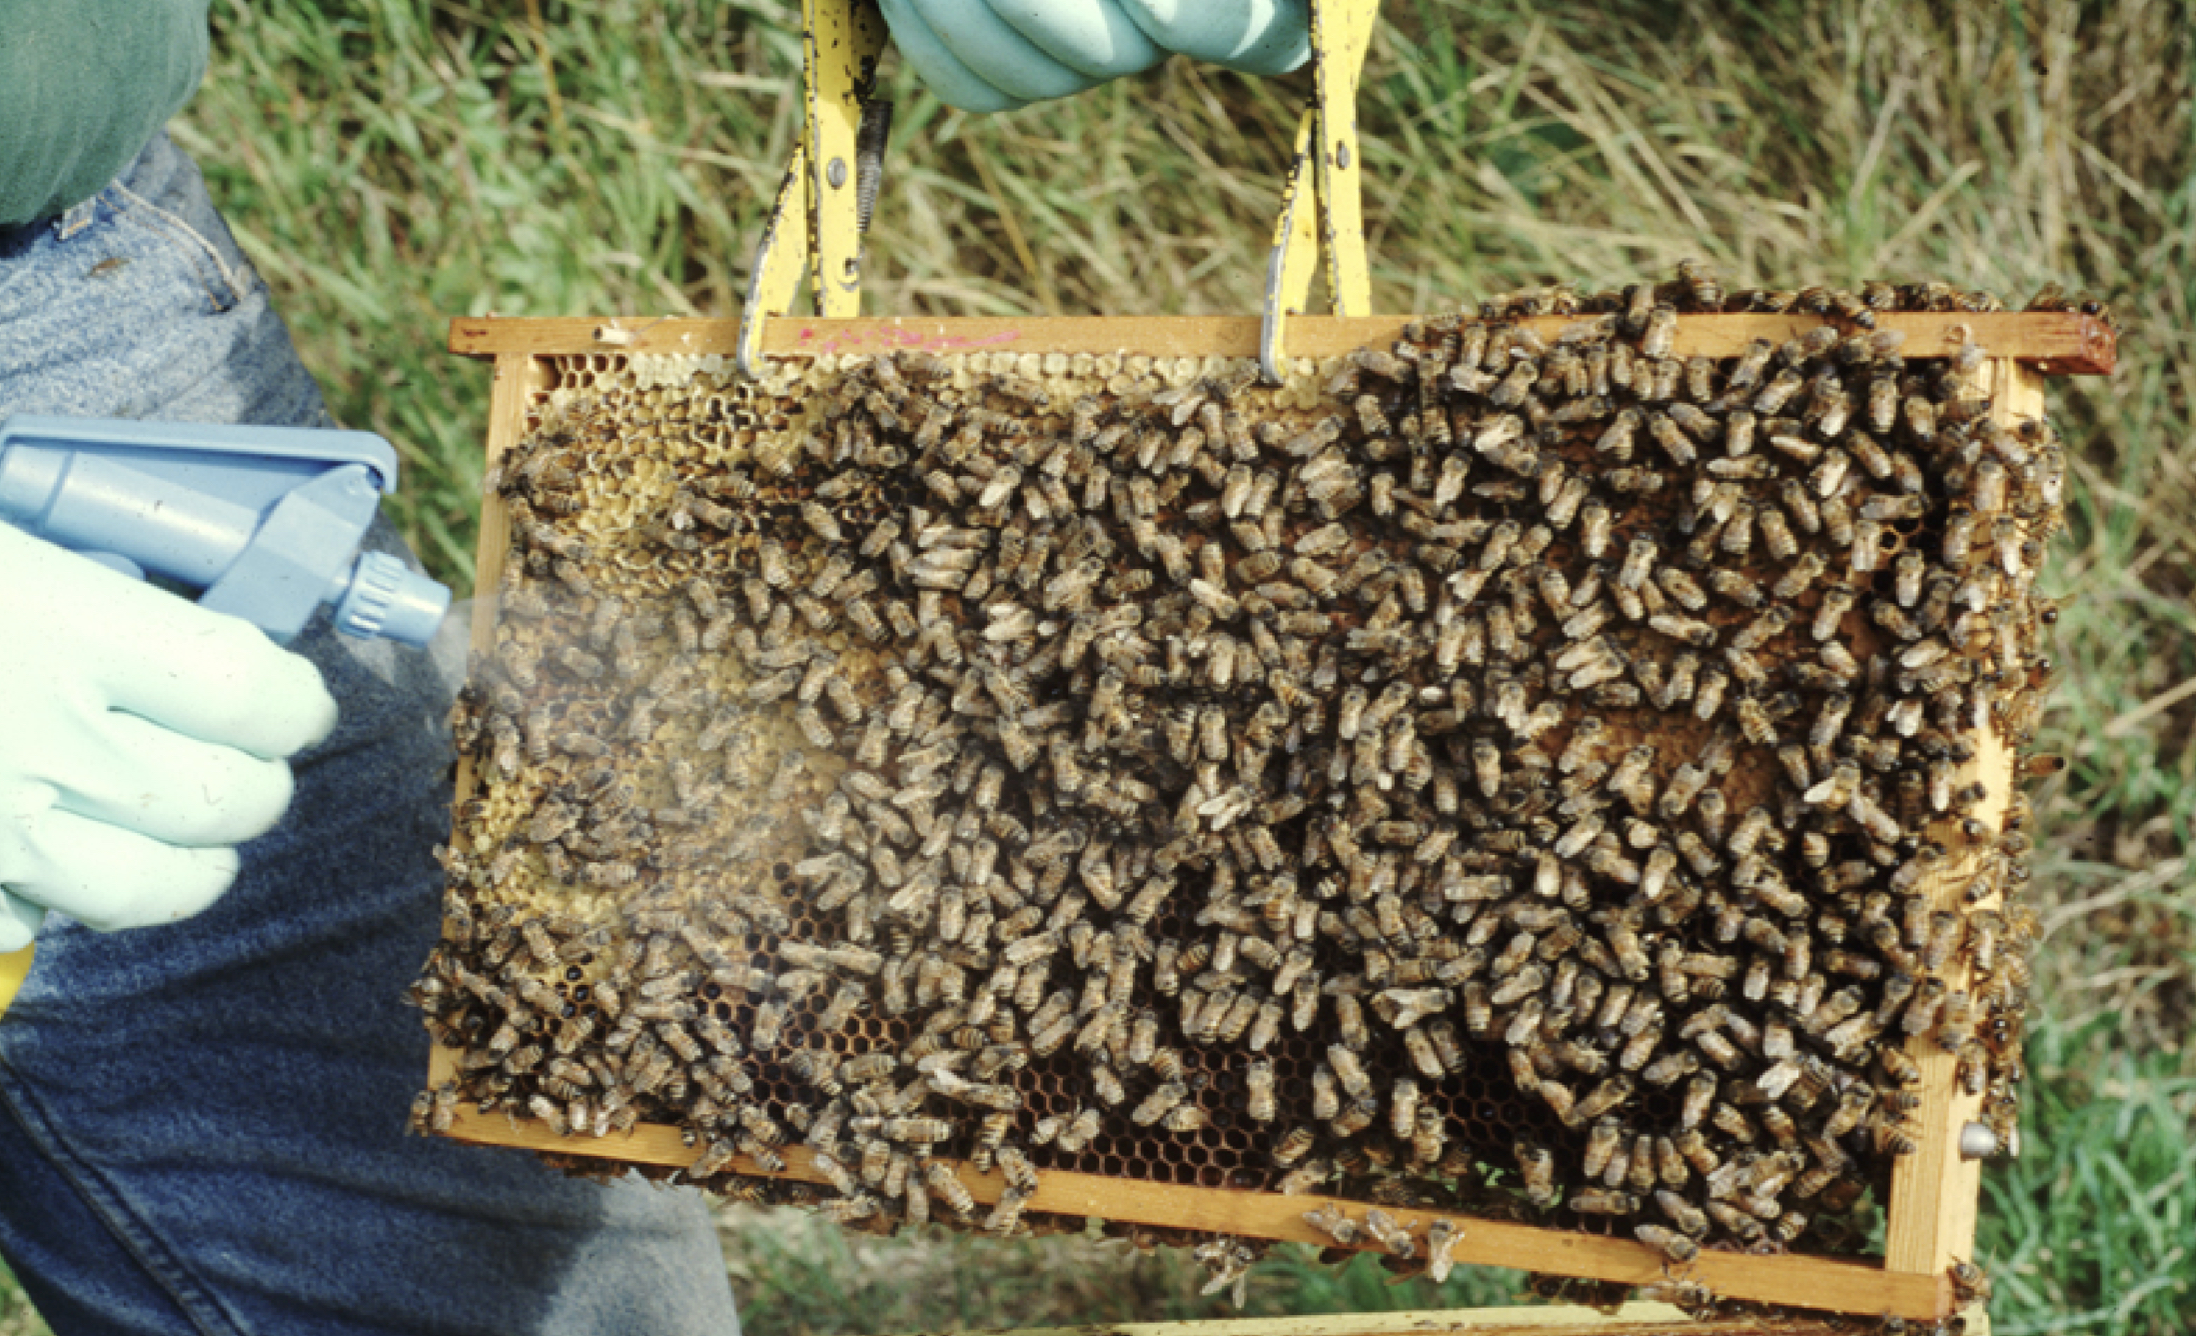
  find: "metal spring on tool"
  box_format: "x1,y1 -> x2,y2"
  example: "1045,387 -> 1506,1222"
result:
854,99 -> 893,236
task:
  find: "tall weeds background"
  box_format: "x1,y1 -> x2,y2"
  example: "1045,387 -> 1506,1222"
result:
5,2 -> 2192,1333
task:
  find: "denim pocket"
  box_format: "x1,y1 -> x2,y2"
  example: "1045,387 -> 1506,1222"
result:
105,177 -> 245,314
0,132 -> 324,428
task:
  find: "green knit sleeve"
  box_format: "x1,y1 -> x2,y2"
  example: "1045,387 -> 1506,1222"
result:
0,0 -> 212,226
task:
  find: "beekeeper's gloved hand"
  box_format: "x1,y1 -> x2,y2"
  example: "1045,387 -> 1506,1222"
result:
0,525 -> 338,952
881,0 -> 1311,112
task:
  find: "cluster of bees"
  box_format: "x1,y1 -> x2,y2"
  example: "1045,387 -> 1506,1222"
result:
417,265 -> 2068,1313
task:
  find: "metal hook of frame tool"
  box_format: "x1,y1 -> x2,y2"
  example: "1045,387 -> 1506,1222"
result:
1261,0 -> 1380,385
738,0 -> 892,379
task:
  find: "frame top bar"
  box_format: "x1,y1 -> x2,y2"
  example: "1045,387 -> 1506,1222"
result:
450,311 -> 2115,376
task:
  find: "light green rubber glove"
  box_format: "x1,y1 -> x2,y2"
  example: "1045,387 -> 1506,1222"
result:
0,524 -> 339,952
881,0 -> 1310,113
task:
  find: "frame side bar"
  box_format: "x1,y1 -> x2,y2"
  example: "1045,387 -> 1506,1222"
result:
1880,360 -> 2039,1276
451,352 -> 545,802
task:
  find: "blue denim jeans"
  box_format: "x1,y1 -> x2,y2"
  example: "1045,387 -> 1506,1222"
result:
0,133 -> 741,1335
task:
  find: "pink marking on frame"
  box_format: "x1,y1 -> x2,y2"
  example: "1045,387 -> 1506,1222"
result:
788,323 -> 1024,357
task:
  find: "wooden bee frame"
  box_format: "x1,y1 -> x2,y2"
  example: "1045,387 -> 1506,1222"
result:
433,310 -> 2111,1325
869,1303 -> 1978,1336
843,1303 -> 1904,1336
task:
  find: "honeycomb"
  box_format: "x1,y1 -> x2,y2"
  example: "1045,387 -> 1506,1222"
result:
415,267 -> 2067,1297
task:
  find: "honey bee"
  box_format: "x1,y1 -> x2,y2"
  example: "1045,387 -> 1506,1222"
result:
1937,989 -> 1978,1051
1950,1259 -> 1994,1305
1422,1019 -> 1467,1075
1130,1080 -> 1189,1127
1325,1097 -> 1376,1137
1378,1088 -> 1439,1158
1634,1223 -> 1700,1263
1304,1202 -> 1362,1247
1055,1106 -> 1102,1155
1240,1059 -> 1279,1124
1277,1159 -> 1335,1196
1360,1208 -> 1417,1259
978,1184 -> 1035,1236
418,1082 -> 460,1134
1579,1118 -> 1623,1182
1569,1189 -> 1638,1216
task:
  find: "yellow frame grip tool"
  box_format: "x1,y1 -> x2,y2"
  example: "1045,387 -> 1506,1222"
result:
1262,0 -> 1380,384
0,944 -> 29,1018
739,0 -> 891,378
739,0 -> 1380,384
